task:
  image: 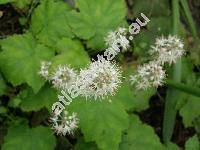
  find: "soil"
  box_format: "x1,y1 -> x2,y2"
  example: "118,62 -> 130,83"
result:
0,4 -> 23,39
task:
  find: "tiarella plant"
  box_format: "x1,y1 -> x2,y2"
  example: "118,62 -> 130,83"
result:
1,0 -> 200,150
39,33 -> 186,136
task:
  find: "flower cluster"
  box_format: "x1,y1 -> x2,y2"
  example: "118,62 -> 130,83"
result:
76,55 -> 122,99
38,61 -> 51,79
50,110 -> 79,136
51,65 -> 77,90
39,18 -> 150,135
39,57 -> 122,135
39,58 -> 121,100
130,35 -> 185,90
104,27 -> 130,60
39,63 -> 77,90
105,27 -> 129,51
130,61 -> 166,90
150,35 -> 185,65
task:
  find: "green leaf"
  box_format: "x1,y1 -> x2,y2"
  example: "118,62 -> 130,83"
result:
116,81 -> 155,111
0,0 -> 31,8
0,33 -> 54,93
0,74 -> 6,96
12,0 -> 31,9
30,0 -> 74,47
2,123 -> 56,150
190,38 -> 200,65
165,142 -> 180,150
75,138 -> 98,150
67,0 -> 126,49
8,98 -> 21,108
50,38 -> 90,70
69,96 -> 129,150
132,0 -> 170,17
0,106 -> 7,114
162,0 -> 181,144
119,115 -> 164,150
69,82 -> 153,150
0,0 -> 12,5
185,135 -> 200,150
20,84 -> 57,112
179,95 -> 200,127
180,0 -> 198,37
133,17 -> 171,57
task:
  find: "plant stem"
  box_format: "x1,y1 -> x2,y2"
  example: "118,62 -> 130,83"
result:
180,0 -> 198,38
166,80 -> 200,97
163,0 -> 181,145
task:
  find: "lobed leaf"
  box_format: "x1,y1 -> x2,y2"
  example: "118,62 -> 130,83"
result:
67,0 -> 126,49
2,123 -> 56,150
119,115 -> 165,150
68,95 -> 129,150
0,33 -> 54,93
185,135 -> 200,150
20,84 -> 57,112
30,0 -> 74,47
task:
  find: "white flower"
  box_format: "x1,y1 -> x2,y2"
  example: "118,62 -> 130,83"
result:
150,35 -> 185,65
105,27 -> 130,53
76,55 -> 122,99
38,61 -> 51,79
130,61 -> 166,90
51,65 -> 77,90
105,31 -> 118,46
118,35 -> 130,51
50,110 -> 79,136
117,27 -> 127,34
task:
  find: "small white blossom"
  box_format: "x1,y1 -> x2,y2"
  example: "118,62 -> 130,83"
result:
76,55 -> 122,99
105,27 -> 130,53
51,65 -> 77,90
105,31 -> 118,46
117,27 -> 127,34
50,110 -> 79,136
130,61 -> 166,90
150,35 -> 185,65
38,61 -> 51,79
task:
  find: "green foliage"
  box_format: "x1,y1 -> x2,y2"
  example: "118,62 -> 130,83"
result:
0,33 -> 54,93
2,122 -> 56,150
20,84 -> 57,112
69,96 -> 129,150
30,0 -> 74,47
75,138 -> 98,150
185,135 -> 200,150
179,95 -> 200,127
50,38 -> 90,70
12,0 -> 31,9
0,0 -> 12,5
67,81 -> 156,150
132,0 -> 170,17
0,0 -> 199,149
0,0 -> 31,8
110,81 -> 155,111
67,0 -> 126,49
190,38 -> 200,65
119,115 -> 164,150
0,74 -> 6,96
